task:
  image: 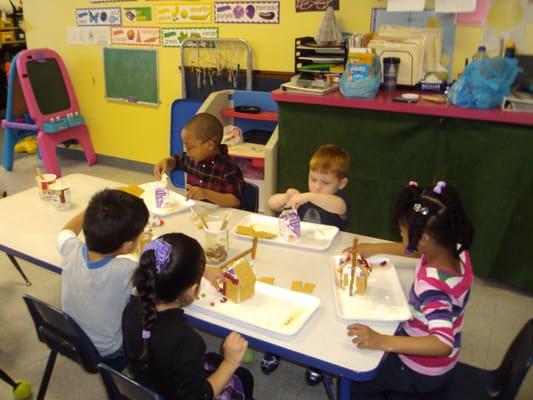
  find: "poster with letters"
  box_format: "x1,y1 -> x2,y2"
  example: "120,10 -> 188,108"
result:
76,8 -> 121,26
296,0 -> 339,12
215,1 -> 279,24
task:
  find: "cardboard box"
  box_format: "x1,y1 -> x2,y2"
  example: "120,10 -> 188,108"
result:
0,30 -> 16,43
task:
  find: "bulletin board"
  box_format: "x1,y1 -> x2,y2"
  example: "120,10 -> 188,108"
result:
103,47 -> 159,105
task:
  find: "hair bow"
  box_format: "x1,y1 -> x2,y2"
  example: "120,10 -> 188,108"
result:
433,181 -> 446,195
413,202 -> 429,216
143,239 -> 172,273
408,180 -> 418,187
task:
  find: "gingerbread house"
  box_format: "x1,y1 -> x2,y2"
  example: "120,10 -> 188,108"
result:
339,238 -> 371,296
223,258 -> 256,303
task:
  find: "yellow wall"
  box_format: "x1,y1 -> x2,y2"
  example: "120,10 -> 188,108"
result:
22,0 -> 491,164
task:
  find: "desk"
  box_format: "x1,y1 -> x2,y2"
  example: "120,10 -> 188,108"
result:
0,173 -> 413,399
272,89 -> 533,292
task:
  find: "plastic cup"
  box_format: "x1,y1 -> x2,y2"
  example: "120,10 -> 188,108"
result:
49,181 -> 72,209
204,217 -> 229,264
35,173 -> 57,199
382,57 -> 401,92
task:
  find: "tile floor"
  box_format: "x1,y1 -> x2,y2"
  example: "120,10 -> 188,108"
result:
0,139 -> 531,399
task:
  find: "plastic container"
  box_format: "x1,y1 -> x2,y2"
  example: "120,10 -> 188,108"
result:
204,218 -> 229,264
49,180 -> 72,209
382,57 -> 401,91
35,173 -> 57,199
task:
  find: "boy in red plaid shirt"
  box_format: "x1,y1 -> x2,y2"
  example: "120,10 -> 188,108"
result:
154,113 -> 244,208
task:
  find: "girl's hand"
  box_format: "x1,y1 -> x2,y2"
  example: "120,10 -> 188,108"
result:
347,323 -> 384,350
204,266 -> 223,290
285,188 -> 300,199
222,332 -> 248,367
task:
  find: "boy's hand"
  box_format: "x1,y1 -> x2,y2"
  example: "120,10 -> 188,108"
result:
186,185 -> 208,201
285,188 -> 300,200
347,323 -> 383,350
222,332 -> 248,367
154,157 -> 175,179
286,192 -> 310,210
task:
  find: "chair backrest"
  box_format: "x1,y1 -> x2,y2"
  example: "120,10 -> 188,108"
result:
240,181 -> 259,213
497,318 -> 533,400
22,294 -> 102,373
98,363 -> 163,400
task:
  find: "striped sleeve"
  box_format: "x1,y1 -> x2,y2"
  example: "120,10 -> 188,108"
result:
419,289 -> 454,348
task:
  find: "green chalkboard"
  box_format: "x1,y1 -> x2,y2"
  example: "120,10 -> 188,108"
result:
103,47 -> 159,105
27,58 -> 71,115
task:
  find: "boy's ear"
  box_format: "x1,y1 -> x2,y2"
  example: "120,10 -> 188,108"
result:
339,177 -> 348,190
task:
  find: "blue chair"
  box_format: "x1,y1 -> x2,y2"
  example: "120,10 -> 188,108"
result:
22,294 -> 116,400
240,181 -> 259,213
98,363 -> 164,400
389,318 -> 533,400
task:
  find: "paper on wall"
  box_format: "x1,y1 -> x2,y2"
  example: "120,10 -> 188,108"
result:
387,0 -> 425,12
435,0 -> 477,13
67,26 -> 110,45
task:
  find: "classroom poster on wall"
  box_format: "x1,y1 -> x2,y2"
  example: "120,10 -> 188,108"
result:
124,7 -> 153,23
76,8 -> 121,26
111,27 -> 161,46
154,3 -> 212,23
91,0 -> 134,3
162,27 -> 218,47
296,0 -> 339,12
67,26 -> 110,45
215,2 -> 280,24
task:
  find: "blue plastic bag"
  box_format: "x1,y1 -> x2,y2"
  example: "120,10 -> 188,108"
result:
340,56 -> 381,99
447,57 -> 521,109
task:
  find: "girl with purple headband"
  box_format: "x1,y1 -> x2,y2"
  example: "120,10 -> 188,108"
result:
122,233 -> 254,400
346,181 -> 474,398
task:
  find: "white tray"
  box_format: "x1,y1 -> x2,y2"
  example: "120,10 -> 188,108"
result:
330,255 -> 411,322
231,214 -> 339,251
140,183 -> 195,217
187,279 -> 320,337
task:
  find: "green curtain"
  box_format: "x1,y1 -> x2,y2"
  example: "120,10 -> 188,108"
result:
277,103 -> 533,292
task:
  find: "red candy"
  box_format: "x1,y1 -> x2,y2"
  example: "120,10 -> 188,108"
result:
220,297 -> 228,303
210,302 -> 215,307
380,260 -> 387,266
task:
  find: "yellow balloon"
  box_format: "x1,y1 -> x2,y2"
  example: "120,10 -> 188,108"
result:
487,0 -> 524,31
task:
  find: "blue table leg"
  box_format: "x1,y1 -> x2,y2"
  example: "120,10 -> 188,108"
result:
338,377 -> 351,400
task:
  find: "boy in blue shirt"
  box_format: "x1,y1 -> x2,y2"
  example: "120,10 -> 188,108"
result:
266,144 -> 350,384
58,189 -> 149,371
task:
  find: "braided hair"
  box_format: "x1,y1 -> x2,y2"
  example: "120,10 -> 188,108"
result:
393,181 -> 474,258
132,233 -> 206,368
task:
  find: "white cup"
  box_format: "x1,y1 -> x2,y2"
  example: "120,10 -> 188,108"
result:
49,181 -> 72,209
35,174 -> 57,199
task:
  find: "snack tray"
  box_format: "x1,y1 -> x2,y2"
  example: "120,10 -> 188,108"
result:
187,279 -> 320,337
140,183 -> 195,217
330,255 -> 411,322
231,214 -> 339,251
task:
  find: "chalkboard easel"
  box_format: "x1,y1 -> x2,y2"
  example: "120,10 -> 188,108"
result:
103,47 -> 159,105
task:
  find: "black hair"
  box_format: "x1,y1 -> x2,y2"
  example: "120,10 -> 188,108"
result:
133,233 -> 206,368
184,112 -> 223,143
393,182 -> 474,259
83,189 -> 149,254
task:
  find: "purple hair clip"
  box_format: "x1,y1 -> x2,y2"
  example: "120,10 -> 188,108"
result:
142,329 -> 151,340
408,180 -> 418,187
143,239 -> 172,273
433,181 -> 446,194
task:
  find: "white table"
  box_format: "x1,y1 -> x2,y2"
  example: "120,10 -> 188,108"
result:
0,174 -> 413,399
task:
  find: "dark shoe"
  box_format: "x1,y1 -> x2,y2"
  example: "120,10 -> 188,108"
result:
260,353 -> 280,375
305,367 -> 323,386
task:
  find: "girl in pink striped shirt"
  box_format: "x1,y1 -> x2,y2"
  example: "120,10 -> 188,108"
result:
348,181 -> 474,399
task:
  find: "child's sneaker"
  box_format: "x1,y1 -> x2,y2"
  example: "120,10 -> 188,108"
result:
305,367 -> 323,386
261,353 -> 280,375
